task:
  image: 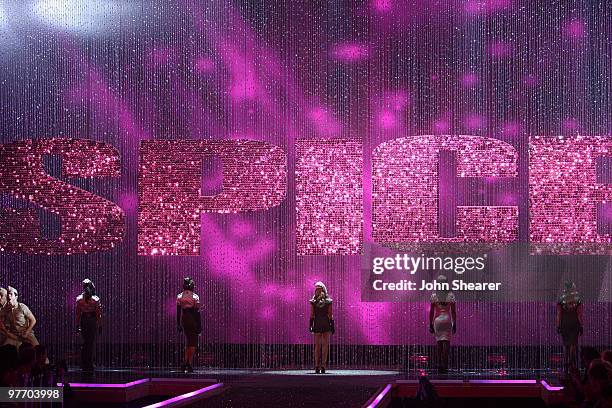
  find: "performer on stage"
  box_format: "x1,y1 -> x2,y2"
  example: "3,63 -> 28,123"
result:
557,281 -> 583,372
429,275 -> 456,374
76,279 -> 102,372
0,287 -> 6,308
177,277 -> 201,373
0,286 -> 39,347
309,281 -> 334,374
0,287 -> 6,345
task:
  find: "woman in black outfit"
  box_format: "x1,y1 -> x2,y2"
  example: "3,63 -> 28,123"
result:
76,279 -> 102,372
556,281 -> 583,372
309,281 -> 334,374
177,277 -> 201,373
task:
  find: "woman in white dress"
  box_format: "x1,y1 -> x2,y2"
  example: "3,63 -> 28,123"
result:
428,275 -> 456,373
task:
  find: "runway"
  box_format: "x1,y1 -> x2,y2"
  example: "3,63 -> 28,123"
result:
60,368 -> 566,407
64,367 -> 563,382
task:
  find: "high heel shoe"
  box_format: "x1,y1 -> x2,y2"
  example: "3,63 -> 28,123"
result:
320,367 -> 326,374
315,367 -> 320,374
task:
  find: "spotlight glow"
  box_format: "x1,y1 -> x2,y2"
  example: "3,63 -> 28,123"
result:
0,4 -> 7,29
31,0 -> 131,35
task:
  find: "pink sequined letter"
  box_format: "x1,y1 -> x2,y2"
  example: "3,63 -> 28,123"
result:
372,135 -> 518,246
296,139 -> 363,255
0,138 -> 125,254
138,140 -> 286,255
530,136 -> 612,254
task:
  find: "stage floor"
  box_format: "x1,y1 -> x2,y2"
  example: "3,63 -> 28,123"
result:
64,367 -> 564,383
61,368 -> 567,407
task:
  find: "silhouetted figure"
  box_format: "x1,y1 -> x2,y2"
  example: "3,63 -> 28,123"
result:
429,275 -> 456,374
557,281 -> 583,373
309,281 -> 334,374
76,279 -> 102,372
177,277 -> 201,373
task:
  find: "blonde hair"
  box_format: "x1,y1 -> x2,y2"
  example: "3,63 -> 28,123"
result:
313,281 -> 328,297
310,281 -> 332,303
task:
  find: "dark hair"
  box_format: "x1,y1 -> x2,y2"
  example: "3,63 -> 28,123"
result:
582,347 -> 601,367
183,277 -> 195,291
588,360 -> 610,383
83,279 -> 96,300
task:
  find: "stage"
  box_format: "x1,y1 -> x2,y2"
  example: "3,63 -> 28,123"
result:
59,368 -> 567,407
1,0 -> 611,407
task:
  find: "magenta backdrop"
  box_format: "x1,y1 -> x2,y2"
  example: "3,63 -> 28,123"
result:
0,0 -> 611,366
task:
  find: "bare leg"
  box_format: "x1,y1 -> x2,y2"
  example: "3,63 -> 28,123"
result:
321,332 -> 331,369
436,341 -> 443,372
185,346 -> 196,365
568,344 -> 577,371
441,341 -> 450,372
314,333 -> 322,368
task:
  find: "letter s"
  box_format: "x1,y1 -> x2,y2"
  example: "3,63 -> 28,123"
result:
0,138 -> 125,254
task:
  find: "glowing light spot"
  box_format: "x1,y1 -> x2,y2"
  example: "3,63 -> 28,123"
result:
565,19 -> 587,40
0,4 -> 8,28
378,110 -> 397,129
32,0 -> 132,35
330,42 -> 369,63
465,113 -> 486,130
372,0 -> 392,13
489,41 -> 512,58
461,72 -> 479,87
194,56 -> 215,74
433,118 -> 450,134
